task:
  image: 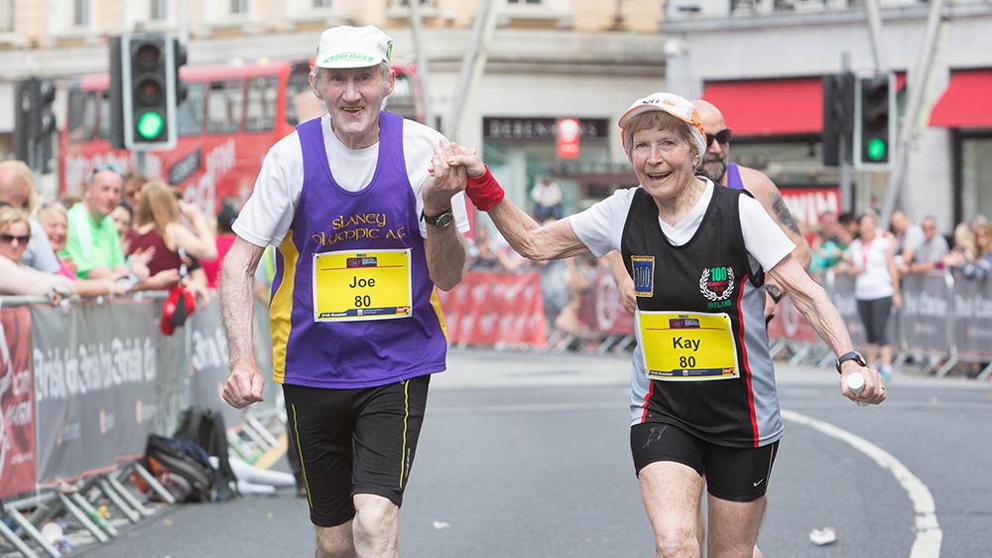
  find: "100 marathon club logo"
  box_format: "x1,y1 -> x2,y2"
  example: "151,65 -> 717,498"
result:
700,266 -> 734,309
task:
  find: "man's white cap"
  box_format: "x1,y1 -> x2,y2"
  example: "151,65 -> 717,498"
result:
618,92 -> 707,158
315,25 -> 393,69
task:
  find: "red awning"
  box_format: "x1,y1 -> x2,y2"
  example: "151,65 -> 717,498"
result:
929,69 -> 992,128
701,78 -> 824,137
702,73 -> 909,137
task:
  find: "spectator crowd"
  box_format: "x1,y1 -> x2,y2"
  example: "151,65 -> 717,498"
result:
0,159 -> 237,308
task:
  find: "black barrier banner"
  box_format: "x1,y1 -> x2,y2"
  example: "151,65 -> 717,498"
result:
953,276 -> 992,357
826,274 -> 867,348
190,299 -> 241,427
1,306 -> 37,498
900,273 -> 951,352
31,300 -> 162,485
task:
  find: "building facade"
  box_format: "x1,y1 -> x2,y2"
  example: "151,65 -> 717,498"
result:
0,0 -> 667,212
661,0 -> 992,229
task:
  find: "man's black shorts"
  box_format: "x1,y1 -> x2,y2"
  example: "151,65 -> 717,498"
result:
630,422 -> 779,502
283,375 -> 430,527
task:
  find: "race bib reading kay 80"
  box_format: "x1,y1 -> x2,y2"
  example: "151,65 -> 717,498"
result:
312,249 -> 413,322
636,311 -> 739,381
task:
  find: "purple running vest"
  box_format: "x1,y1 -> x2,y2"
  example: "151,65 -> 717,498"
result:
726,162 -> 745,190
269,112 -> 447,389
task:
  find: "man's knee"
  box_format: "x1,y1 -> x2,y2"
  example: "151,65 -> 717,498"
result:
654,526 -> 700,558
315,522 -> 355,558
352,494 -> 398,538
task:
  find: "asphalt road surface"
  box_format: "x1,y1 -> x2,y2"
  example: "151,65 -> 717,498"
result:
75,349 -> 991,558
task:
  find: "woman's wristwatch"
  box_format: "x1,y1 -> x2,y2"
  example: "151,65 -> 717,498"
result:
835,350 -> 867,374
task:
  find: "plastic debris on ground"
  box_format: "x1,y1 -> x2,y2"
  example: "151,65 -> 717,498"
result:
809,526 -> 837,546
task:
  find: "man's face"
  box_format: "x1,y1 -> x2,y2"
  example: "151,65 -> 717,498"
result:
922,218 -> 938,240
310,66 -> 394,147
697,110 -> 730,184
890,211 -> 907,234
84,170 -> 123,219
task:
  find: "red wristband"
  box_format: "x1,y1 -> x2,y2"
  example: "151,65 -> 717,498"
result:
466,165 -> 505,211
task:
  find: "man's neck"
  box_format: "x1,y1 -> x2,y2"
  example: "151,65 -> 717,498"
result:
84,202 -> 105,223
330,118 -> 380,150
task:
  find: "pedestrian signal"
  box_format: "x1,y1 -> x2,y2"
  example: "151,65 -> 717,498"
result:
855,74 -> 894,168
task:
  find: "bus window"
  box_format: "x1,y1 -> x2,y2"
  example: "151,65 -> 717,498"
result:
67,90 -> 98,142
286,64 -> 322,126
178,82 -> 206,136
206,79 -> 244,134
97,90 -> 111,140
245,76 -> 278,132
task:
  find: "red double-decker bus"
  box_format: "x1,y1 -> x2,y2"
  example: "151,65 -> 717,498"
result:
60,61 -> 422,214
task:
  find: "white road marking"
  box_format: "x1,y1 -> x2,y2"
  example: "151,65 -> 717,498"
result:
782,409 -> 942,558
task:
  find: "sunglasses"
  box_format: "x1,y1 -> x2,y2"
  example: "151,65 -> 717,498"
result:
91,162 -> 123,178
705,128 -> 733,146
0,233 -> 30,244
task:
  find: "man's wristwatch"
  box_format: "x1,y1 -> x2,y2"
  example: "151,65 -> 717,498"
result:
835,350 -> 867,374
421,209 -> 454,229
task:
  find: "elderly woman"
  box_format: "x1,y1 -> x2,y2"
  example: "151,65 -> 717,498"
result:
0,206 -> 75,298
34,203 -> 131,297
440,92 -> 886,558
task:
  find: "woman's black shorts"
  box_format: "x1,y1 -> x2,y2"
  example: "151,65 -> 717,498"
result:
630,422 -> 779,502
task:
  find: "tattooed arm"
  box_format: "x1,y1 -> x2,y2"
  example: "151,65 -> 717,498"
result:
740,167 -> 811,270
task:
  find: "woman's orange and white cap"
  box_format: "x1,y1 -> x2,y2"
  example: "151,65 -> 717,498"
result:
618,92 -> 707,157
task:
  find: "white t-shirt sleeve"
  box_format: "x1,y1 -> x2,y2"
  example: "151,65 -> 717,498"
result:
568,188 -> 636,257
402,120 -> 471,238
232,132 -> 304,247
739,194 -> 796,272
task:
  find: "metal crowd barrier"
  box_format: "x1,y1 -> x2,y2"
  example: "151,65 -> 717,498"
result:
0,292 -> 284,557
442,268 -> 992,379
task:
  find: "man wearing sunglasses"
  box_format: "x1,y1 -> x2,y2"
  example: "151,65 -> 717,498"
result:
692,99 -> 811,320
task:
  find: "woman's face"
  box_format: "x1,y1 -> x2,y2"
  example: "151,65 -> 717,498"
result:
977,227 -> 992,251
39,210 -> 68,252
629,127 -> 696,202
0,221 -> 30,263
110,205 -> 131,236
859,216 -> 878,239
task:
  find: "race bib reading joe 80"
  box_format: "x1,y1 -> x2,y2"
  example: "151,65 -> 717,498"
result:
636,311 -> 739,381
312,249 -> 413,322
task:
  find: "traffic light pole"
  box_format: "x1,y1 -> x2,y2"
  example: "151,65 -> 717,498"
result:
839,53 -> 854,212
878,0 -> 947,229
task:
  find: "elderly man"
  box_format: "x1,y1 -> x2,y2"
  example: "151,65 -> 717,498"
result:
905,215 -> 949,273
0,160 -> 60,273
220,25 -> 469,558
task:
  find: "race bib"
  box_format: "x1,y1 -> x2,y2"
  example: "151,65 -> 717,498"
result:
312,249 -> 413,322
636,311 -> 739,381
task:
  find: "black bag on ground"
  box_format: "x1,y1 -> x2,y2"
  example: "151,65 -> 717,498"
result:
144,434 -> 215,503
174,407 -> 239,500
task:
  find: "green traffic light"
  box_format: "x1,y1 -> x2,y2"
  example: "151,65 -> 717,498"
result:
866,138 -> 887,161
136,111 -> 165,140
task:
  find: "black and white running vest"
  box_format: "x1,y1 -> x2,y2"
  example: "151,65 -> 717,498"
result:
621,185 -> 783,448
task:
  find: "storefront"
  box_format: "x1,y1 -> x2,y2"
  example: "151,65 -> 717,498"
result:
482,116 -> 613,215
